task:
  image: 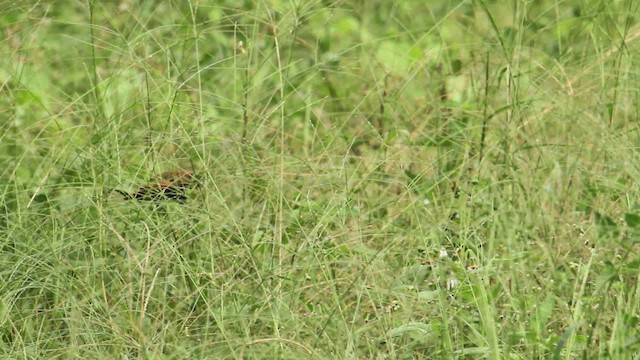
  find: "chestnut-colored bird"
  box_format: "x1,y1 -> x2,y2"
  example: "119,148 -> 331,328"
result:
116,169 -> 198,202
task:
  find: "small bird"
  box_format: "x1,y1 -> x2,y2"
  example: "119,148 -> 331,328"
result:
116,169 -> 199,202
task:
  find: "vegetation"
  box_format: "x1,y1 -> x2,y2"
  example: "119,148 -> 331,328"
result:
2,1 -> 640,358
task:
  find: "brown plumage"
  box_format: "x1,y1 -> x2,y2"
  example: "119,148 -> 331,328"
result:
117,169 -> 199,202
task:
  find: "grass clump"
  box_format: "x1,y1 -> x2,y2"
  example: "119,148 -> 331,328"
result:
2,1 -> 640,358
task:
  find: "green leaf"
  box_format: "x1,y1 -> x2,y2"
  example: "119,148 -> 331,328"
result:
418,290 -> 438,302
536,295 -> 555,331
594,212 -> 619,238
624,213 -> 640,228
376,41 -> 413,76
387,322 -> 433,339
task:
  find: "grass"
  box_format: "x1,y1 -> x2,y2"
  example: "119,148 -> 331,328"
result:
1,0 -> 640,358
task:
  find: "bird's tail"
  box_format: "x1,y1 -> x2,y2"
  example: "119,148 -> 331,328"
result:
114,189 -> 134,200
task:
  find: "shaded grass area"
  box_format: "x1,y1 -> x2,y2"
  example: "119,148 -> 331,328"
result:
2,1 -> 640,358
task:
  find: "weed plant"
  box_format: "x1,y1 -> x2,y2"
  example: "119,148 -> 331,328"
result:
1,1 -> 640,359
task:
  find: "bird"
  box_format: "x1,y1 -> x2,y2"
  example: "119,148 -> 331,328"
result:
116,169 -> 199,202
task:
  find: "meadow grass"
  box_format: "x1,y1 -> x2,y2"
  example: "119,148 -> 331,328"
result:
1,1 -> 640,359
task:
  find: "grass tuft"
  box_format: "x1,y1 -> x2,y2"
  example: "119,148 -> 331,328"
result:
2,1 -> 640,358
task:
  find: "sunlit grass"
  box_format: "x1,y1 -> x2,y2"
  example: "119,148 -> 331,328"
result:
2,1 -> 640,358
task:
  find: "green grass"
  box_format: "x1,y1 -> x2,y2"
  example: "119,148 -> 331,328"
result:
2,0 -> 640,358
